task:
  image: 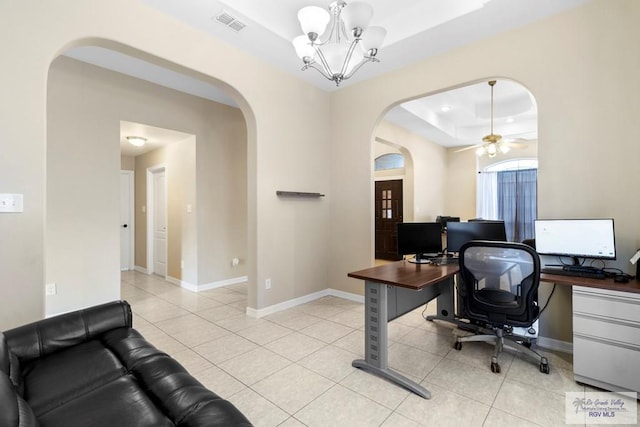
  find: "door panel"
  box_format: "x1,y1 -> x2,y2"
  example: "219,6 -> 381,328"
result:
153,171 -> 166,276
375,180 -> 403,260
120,171 -> 132,271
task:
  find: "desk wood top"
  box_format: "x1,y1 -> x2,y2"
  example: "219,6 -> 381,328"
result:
541,273 -> 640,293
347,261 -> 459,290
347,262 -> 640,294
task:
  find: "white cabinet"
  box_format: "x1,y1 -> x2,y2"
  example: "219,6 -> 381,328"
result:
573,286 -> 640,392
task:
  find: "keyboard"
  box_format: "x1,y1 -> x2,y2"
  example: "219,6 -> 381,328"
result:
430,256 -> 459,266
541,267 -> 606,279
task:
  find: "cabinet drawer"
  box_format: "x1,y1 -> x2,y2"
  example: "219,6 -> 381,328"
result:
573,286 -> 640,323
573,314 -> 640,344
574,336 -> 640,392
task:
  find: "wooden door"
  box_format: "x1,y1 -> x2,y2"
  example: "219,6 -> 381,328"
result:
375,180 -> 403,260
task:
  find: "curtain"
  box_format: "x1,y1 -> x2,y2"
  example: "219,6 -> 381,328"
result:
497,168 -> 537,242
477,168 -> 537,242
476,171 -> 498,220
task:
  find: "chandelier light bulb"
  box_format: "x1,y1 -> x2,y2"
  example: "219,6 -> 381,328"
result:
298,6 -> 330,40
360,26 -> 386,54
293,35 -> 315,61
341,2 -> 373,36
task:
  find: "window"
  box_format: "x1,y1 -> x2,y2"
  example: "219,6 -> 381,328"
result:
477,159 -> 537,242
375,153 -> 404,171
381,189 -> 393,219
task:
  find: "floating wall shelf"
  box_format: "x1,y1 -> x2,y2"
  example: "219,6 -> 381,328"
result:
276,191 -> 325,198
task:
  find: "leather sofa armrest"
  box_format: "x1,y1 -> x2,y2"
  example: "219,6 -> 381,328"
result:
0,372 -> 39,427
4,300 -> 132,363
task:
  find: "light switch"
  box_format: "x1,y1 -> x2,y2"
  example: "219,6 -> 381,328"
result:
0,194 -> 23,213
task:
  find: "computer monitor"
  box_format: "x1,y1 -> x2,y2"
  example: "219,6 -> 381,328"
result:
435,216 -> 460,231
534,218 -> 616,265
397,222 -> 443,264
446,221 -> 507,253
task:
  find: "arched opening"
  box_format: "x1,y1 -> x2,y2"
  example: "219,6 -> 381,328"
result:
45,39 -> 254,317
373,78 -> 538,261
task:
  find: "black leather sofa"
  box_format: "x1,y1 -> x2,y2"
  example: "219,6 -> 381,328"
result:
0,300 -> 252,427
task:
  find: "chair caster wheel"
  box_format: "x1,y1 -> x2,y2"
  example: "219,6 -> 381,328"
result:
540,363 -> 550,374
522,341 -> 532,348
491,362 -> 501,373
454,341 -> 462,351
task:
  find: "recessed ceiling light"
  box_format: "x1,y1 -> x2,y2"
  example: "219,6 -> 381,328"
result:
441,105 -> 451,112
126,136 -> 147,147
506,117 -> 515,123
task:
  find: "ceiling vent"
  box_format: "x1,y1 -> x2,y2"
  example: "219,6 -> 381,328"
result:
215,10 -> 246,32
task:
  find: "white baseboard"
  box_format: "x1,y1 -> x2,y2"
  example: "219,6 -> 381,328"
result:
166,275 -> 248,293
327,288 -> 364,304
198,276 -> 248,292
537,336 -> 573,354
134,266 -> 147,274
246,288 -> 364,318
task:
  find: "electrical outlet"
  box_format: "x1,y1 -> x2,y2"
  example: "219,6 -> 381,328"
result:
45,283 -> 57,296
265,278 -> 271,290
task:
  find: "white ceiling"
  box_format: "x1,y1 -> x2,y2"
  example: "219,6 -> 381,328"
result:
65,0 -> 588,153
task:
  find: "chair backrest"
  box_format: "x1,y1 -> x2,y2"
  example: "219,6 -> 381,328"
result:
458,240 -> 541,327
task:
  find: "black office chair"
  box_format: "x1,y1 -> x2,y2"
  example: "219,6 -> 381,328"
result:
454,240 -> 549,374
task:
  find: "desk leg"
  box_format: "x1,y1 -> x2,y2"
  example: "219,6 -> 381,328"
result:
352,281 -> 431,399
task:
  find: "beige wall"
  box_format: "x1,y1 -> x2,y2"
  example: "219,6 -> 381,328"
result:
48,56 -> 248,314
0,0 -> 331,328
121,155 -> 135,171
330,0 -> 640,343
134,139 -> 199,285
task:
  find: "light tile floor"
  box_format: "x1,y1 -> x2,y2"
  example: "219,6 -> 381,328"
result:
121,271 -> 638,427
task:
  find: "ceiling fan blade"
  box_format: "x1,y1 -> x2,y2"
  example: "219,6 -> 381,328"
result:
454,144 -> 482,153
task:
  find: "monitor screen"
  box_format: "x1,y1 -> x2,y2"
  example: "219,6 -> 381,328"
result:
446,221 -> 507,253
397,222 -> 442,262
534,219 -> 616,261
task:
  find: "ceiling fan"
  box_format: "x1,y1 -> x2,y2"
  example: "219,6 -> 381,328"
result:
456,80 -> 527,157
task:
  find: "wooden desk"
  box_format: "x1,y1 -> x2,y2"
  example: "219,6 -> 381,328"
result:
540,272 -> 640,293
348,261 -> 459,399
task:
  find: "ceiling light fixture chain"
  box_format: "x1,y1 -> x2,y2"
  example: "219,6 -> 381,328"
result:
292,1 -> 386,86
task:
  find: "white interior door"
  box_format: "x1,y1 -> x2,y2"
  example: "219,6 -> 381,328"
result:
152,170 -> 167,277
120,171 -> 134,271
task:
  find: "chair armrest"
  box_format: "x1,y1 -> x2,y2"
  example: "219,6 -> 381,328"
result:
4,300 -> 132,363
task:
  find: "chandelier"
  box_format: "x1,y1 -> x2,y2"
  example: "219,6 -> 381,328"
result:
292,1 -> 386,86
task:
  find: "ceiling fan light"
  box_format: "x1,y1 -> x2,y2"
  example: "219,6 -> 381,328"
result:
475,147 -> 486,156
499,143 -> 511,154
341,2 -> 374,35
486,143 -> 497,155
298,6 -> 330,39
